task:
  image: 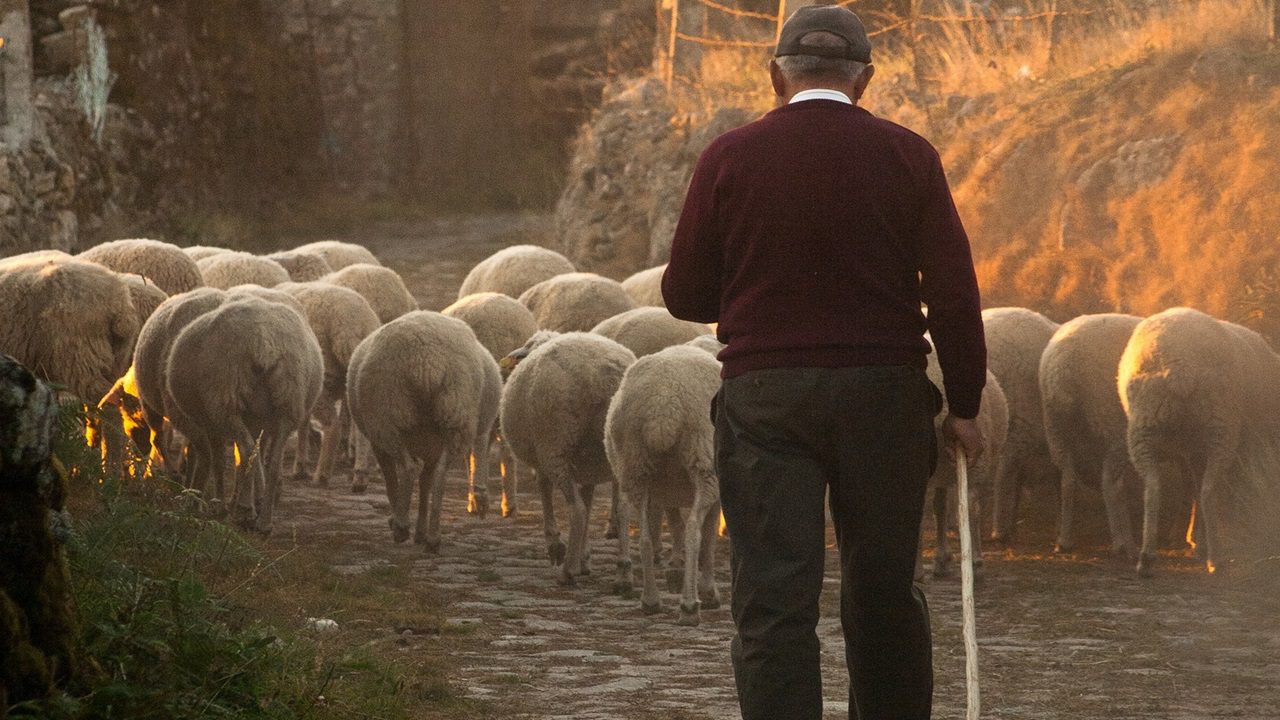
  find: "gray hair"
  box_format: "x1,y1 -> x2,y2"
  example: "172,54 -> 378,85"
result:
775,31 -> 868,83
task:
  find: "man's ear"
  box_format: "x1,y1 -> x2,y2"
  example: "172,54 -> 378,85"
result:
769,59 -> 787,99
854,64 -> 875,100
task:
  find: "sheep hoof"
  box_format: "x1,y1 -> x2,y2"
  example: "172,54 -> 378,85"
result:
555,571 -> 576,587
1053,541 -> 1073,555
1136,553 -> 1157,577
677,603 -> 701,626
501,501 -> 517,518
467,495 -> 487,517
665,567 -> 685,592
605,524 -> 619,540
611,581 -> 633,596
313,475 -> 329,488
350,482 -> 367,495
989,531 -> 1011,548
698,591 -> 721,610
641,600 -> 662,615
389,519 -> 411,544
547,541 -> 567,566
932,556 -> 952,579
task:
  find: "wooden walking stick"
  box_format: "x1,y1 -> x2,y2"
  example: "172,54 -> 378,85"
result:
955,448 -> 981,720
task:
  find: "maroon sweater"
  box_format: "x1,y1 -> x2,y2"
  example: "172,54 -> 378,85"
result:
662,99 -> 986,418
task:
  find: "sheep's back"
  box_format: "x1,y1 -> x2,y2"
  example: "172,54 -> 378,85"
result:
443,292 -> 538,363
519,272 -> 635,333
620,265 -> 667,308
79,238 -> 204,295
459,244 -> 575,299
591,307 -> 708,358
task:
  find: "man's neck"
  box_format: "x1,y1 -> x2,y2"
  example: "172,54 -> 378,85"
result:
788,88 -> 853,105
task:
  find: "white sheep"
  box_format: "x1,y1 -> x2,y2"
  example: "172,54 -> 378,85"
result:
591,307 -> 709,358
925,342 -> 1009,579
685,333 -> 726,357
118,274 -> 169,327
267,250 -> 333,282
324,263 -> 417,323
1118,308 -> 1280,575
1039,313 -> 1144,556
519,272 -> 636,333
458,244 -> 575,299
0,254 -> 139,401
620,264 -> 667,308
197,252 -> 291,290
981,307 -> 1061,546
278,282 -> 381,487
293,240 -> 380,270
500,331 -> 636,584
78,238 -> 205,295
346,311 -> 501,550
442,291 -> 539,517
181,245 -> 232,262
166,296 -> 323,532
606,344 -> 722,625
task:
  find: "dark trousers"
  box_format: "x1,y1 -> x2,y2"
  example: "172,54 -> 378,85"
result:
714,365 -> 939,720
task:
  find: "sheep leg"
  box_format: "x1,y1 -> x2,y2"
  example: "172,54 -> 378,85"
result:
613,486 -> 635,596
351,427 -> 375,494
1198,447 -> 1232,575
1131,436 -> 1176,576
932,486 -> 953,578
678,490 -> 717,626
1100,448 -> 1138,558
312,402 -> 344,488
697,501 -> 722,610
291,418 -> 310,482
467,422 -> 494,519
416,446 -> 447,552
376,450 -> 411,543
605,478 -> 621,540
1055,465 -> 1082,554
538,469 -> 565,566
498,431 -> 518,517
638,494 -> 661,613
557,480 -> 589,586
990,454 -> 1020,546
579,482 -> 596,573
255,429 -> 289,535
663,506 -> 686,591
230,423 -> 261,530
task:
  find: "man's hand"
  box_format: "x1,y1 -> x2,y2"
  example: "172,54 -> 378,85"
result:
942,413 -> 985,463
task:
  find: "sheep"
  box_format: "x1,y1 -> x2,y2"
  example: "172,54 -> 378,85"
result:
458,244 -> 575,300
606,344 -> 722,625
1039,313 -> 1144,557
620,264 -> 667,308
293,240 -> 380,270
266,250 -> 333,282
346,311 -> 501,551
442,292 -> 539,517
0,255 -> 139,402
591,307 -> 710,358
981,307 -> 1061,546
500,331 -> 636,584
122,288 -> 230,474
197,252 -> 291,290
925,342 -> 1009,579
686,333 -> 726,357
77,238 -> 205,295
324,263 -> 417,323
226,284 -> 306,316
181,245 -> 231,262
1118,308 -> 1280,575
278,282 -> 381,487
519,272 -> 636,333
117,274 -> 169,327
166,296 -> 323,532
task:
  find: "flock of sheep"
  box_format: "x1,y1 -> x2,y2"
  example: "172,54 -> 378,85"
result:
1,238 -> 1275,631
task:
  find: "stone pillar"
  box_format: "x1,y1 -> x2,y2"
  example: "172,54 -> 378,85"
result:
0,0 -> 33,149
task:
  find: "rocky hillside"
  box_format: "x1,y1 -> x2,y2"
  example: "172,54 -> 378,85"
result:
554,32 -> 1280,338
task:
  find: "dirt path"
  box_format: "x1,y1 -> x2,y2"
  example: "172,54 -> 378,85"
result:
273,214 -> 1280,720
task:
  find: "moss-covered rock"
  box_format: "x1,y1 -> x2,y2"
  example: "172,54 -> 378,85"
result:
0,353 -> 80,711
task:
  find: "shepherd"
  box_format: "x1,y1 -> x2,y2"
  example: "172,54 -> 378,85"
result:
662,6 -> 988,719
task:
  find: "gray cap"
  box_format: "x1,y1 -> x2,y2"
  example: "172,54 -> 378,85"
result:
774,5 -> 872,63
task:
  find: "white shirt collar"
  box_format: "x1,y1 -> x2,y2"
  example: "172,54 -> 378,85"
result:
789,88 -> 853,105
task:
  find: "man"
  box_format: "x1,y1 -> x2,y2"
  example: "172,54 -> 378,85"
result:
661,6 -> 987,720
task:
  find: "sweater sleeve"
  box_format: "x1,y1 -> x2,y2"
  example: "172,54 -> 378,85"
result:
916,152 -> 986,419
661,145 -> 723,324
